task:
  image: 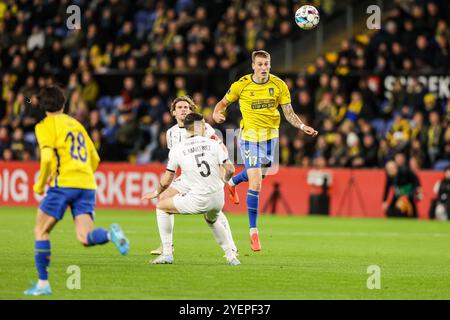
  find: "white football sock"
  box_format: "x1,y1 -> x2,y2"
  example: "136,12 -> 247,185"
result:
156,208 -> 174,256
37,279 -> 49,288
217,211 -> 237,252
206,218 -> 233,258
250,227 -> 258,235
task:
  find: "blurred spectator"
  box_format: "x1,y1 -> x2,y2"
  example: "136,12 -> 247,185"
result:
429,166 -> 450,220
10,127 -> 32,160
345,91 -> 363,123
152,132 -> 169,163
2,148 -> 13,161
383,160 -> 421,218
81,71 -> 99,109
427,111 -> 443,164
88,110 -> 103,133
115,109 -> 141,162
101,113 -> 120,161
383,80 -> 405,119
328,133 -> 347,167
361,134 -> 379,167
279,134 -> 291,166
0,126 -> 10,156
68,89 -> 89,125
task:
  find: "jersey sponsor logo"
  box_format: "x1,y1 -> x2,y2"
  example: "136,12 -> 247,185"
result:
251,99 -> 275,110
250,91 -> 255,96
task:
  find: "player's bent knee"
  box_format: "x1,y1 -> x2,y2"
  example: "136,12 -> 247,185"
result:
34,221 -> 53,240
34,225 -> 49,240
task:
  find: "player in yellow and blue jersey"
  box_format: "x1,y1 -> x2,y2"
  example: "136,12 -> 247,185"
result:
24,86 -> 129,296
213,50 -> 318,251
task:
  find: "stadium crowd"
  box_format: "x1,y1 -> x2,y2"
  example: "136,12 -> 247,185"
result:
0,0 -> 449,170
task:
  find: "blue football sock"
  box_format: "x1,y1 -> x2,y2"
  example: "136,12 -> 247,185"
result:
247,189 -> 259,228
231,169 -> 248,185
35,240 -> 51,281
86,228 -> 109,246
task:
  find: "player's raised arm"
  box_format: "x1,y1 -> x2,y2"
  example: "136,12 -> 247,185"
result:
212,97 -> 229,124
213,79 -> 241,124
280,103 -> 318,137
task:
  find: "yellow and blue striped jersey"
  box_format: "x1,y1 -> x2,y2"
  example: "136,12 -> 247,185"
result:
225,73 -> 291,142
35,114 -> 99,190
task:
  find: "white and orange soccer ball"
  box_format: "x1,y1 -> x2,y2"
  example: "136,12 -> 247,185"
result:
295,5 -> 320,30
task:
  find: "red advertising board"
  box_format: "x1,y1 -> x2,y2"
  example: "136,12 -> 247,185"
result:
0,161 -> 443,219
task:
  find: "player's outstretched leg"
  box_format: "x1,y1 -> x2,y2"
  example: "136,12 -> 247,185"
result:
247,189 -> 261,251
151,209 -> 174,264
226,169 -> 248,204
217,211 -> 238,256
109,224 -> 129,255
84,224 -> 129,256
205,211 -> 240,266
75,214 -> 129,255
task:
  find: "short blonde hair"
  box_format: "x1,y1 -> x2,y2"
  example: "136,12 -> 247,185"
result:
251,50 -> 271,62
170,95 -> 197,114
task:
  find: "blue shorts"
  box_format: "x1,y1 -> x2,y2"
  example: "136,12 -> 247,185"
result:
239,138 -> 279,169
40,187 -> 96,221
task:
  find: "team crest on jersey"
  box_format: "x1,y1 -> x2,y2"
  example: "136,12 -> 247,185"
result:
269,88 -> 274,96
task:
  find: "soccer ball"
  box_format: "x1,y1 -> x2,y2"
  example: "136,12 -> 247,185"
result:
295,5 -> 320,30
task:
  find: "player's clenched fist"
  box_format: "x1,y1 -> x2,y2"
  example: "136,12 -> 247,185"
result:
213,111 -> 226,124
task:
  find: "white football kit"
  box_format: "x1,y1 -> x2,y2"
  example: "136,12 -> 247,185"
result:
166,123 -> 220,194
166,135 -> 228,215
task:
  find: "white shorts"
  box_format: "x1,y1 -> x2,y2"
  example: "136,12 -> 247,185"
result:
173,189 -> 225,219
170,175 -> 190,194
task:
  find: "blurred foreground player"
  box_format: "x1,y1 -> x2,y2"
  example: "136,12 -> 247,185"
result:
24,86 -> 129,296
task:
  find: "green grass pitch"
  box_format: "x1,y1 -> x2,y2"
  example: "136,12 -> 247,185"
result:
1,207 -> 450,299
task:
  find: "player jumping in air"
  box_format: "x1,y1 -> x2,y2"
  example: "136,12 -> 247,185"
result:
24,86 -> 129,296
149,96 -> 238,257
213,50 -> 318,251
142,113 -> 240,265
